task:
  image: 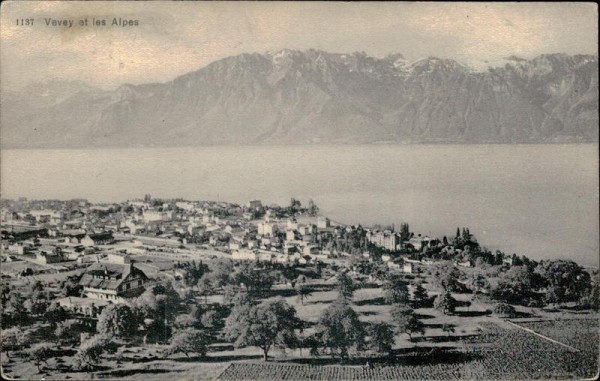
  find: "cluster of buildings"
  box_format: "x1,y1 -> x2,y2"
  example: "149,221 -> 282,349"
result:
1,196 -> 461,315
366,229 -> 438,252
2,197 -> 443,273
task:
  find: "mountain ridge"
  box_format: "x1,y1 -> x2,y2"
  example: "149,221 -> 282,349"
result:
2,50 -> 598,148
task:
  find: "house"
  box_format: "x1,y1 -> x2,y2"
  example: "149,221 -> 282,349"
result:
81,232 -> 114,247
403,262 -> 416,274
79,256 -> 149,302
247,200 -> 263,212
7,243 -> 28,255
231,250 -> 257,261
317,217 -> 330,229
456,260 -> 474,268
301,234 -> 315,243
29,209 -> 64,223
142,210 -> 174,223
258,251 -> 274,262
225,225 -> 244,235
176,202 -> 197,212
297,224 -> 316,236
368,230 -> 399,251
257,222 -> 279,237
29,245 -> 64,264
57,296 -> 110,317
1,225 -> 48,241
408,235 -> 432,251
302,245 -> 320,256
286,230 -> 298,241
502,257 -> 514,266
202,214 -> 215,224
286,218 -> 299,231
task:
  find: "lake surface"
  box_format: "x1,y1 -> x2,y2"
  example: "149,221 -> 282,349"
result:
2,144 -> 598,267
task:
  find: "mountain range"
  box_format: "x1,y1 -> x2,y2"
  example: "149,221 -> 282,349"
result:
1,50 -> 598,148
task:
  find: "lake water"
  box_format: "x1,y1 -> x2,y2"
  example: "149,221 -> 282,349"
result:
2,144 -> 598,267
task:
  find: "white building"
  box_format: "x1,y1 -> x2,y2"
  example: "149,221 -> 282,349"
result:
143,210 -> 174,222
317,217 -> 330,229
368,230 -> 399,251
258,222 -> 279,237
232,250 -> 257,261
176,202 -> 197,212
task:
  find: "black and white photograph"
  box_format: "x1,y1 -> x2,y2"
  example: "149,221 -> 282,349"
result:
0,1 -> 598,380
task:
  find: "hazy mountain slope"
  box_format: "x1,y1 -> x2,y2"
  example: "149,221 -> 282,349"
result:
1,51 -> 597,148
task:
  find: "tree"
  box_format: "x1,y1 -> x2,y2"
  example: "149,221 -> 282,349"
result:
164,328 -> 209,358
2,327 -> 31,358
7,292 -> 29,326
174,314 -> 196,329
200,310 -> 222,330
197,275 -> 214,304
185,260 -> 207,289
412,282 -> 429,308
224,298 -> 299,361
234,264 -> 275,298
44,302 -> 69,327
74,335 -> 109,370
368,322 -> 395,355
132,283 -> 181,325
28,344 -> 53,372
433,266 -> 462,292
584,277 -> 600,311
54,323 -> 68,345
491,266 -> 533,304
60,279 -> 83,297
492,303 -> 516,317
26,290 -> 49,316
400,223 -> 410,241
335,272 -> 355,301
311,300 -> 366,360
382,275 -> 409,305
295,282 -> 312,305
206,259 -> 234,288
54,320 -> 82,347
97,304 -> 138,340
390,304 -> 425,339
132,282 -> 182,334
223,284 -> 253,306
434,291 -> 457,315
492,250 -> 504,266
534,260 -> 592,304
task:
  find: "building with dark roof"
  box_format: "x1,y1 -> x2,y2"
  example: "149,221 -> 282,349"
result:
79,257 -> 149,302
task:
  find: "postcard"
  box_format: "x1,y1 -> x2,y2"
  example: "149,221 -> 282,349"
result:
1,2 -> 598,380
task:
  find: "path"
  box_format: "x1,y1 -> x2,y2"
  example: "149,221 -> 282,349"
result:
505,320 -> 581,352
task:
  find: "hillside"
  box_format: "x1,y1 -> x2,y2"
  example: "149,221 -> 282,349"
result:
1,50 -> 597,148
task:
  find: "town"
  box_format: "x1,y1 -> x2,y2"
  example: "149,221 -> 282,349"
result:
1,196 -> 598,380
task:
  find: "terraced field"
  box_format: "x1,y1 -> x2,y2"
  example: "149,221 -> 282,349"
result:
218,321 -> 599,380
513,318 -> 599,353
218,362 -> 468,381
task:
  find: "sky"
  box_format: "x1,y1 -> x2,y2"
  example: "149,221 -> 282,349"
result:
1,1 -> 598,90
